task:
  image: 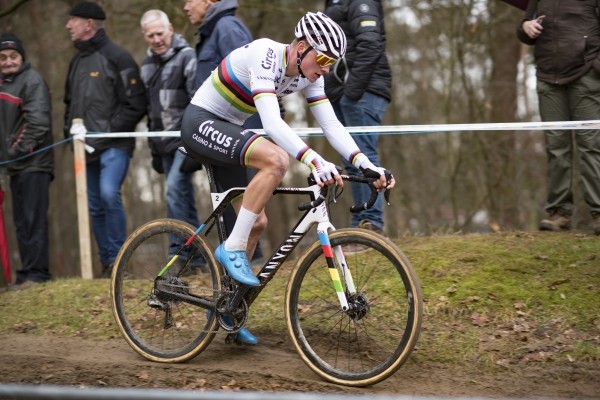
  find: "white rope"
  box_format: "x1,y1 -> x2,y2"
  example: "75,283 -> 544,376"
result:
82,119 -> 600,138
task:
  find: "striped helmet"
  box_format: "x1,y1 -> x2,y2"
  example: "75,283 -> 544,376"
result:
294,11 -> 347,59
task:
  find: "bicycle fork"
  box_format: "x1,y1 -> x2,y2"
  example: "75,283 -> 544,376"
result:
316,223 -> 357,312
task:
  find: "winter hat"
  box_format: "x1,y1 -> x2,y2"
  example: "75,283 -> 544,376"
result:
0,33 -> 26,60
69,1 -> 106,20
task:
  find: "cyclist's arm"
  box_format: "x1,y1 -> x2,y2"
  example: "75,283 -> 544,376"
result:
304,82 -> 392,188
305,85 -> 376,171
253,93 -> 309,158
309,98 -> 360,157
254,92 -> 340,184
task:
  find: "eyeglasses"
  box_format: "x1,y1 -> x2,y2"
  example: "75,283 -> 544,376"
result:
314,49 -> 337,67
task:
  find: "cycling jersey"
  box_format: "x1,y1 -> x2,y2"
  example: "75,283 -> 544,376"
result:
188,38 -> 363,165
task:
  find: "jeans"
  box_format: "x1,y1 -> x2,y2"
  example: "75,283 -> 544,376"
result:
332,92 -> 390,229
162,150 -> 200,256
537,69 -> 600,218
86,148 -> 130,266
11,172 -> 52,283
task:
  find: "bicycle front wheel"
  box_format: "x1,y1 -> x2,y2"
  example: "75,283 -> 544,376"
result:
111,218 -> 221,363
286,228 -> 423,386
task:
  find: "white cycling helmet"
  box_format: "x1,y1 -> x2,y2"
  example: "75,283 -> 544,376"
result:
294,11 -> 347,59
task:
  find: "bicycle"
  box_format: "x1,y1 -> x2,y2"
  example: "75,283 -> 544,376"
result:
110,164 -> 423,387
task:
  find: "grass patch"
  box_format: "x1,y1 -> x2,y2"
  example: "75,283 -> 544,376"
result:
1,231 -> 598,370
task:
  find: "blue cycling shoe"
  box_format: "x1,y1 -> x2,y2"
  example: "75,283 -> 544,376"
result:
215,243 -> 260,287
235,327 -> 258,345
219,315 -> 258,345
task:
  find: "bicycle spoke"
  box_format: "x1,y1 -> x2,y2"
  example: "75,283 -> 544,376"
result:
287,229 -> 422,386
111,219 -> 221,362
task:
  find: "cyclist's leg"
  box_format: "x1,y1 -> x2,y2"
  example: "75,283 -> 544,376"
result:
180,105 -> 282,286
214,141 -> 287,286
213,165 -> 268,261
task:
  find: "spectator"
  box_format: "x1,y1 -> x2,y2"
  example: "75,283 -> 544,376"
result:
184,0 -> 253,91
518,1 -> 600,235
140,10 -> 205,272
323,0 -> 392,236
0,33 -> 54,287
64,1 -> 146,278
184,0 -> 265,262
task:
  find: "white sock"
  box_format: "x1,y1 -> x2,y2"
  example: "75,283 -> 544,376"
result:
224,206 -> 258,252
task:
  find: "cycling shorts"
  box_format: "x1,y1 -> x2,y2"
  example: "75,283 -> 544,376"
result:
181,105 -> 264,168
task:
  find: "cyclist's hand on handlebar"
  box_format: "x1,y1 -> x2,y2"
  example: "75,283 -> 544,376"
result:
307,153 -> 343,187
360,162 -> 395,191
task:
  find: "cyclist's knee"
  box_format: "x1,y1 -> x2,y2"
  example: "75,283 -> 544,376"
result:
268,148 -> 289,179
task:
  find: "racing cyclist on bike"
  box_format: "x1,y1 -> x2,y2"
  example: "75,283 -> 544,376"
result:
180,11 -> 395,344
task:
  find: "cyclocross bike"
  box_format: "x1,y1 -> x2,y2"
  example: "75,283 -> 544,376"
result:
110,164 -> 423,387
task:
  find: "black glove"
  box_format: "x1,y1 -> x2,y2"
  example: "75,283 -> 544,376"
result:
180,156 -> 203,173
361,166 -> 394,183
151,154 -> 164,174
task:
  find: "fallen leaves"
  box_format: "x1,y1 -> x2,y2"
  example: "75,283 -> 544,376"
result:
12,321 -> 38,333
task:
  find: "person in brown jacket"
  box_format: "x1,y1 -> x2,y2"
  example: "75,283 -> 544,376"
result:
517,0 -> 600,235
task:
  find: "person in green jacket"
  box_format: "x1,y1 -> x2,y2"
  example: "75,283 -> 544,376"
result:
518,0 -> 600,235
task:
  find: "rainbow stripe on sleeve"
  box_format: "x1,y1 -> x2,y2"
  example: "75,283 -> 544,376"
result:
297,146 -> 314,163
252,89 -> 277,101
306,94 -> 329,107
349,151 -> 364,166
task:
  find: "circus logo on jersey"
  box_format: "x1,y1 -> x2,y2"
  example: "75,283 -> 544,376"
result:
261,47 -> 276,72
195,120 -> 232,149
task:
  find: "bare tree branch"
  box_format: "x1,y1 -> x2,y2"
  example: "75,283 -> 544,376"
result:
0,0 -> 30,18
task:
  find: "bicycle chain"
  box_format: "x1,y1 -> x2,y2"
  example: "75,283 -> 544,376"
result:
156,279 -> 246,336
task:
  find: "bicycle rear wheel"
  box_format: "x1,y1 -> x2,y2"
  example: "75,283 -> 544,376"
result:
286,228 -> 423,386
110,218 -> 221,363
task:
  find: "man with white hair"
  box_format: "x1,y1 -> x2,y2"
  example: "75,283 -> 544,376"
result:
140,9 -> 204,269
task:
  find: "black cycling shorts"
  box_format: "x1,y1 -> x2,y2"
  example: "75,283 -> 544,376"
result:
181,104 -> 264,190
181,105 -> 264,168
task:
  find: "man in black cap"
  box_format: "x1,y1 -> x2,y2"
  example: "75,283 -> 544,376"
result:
1,32 -> 54,287
69,0 -> 106,20
64,1 -> 146,278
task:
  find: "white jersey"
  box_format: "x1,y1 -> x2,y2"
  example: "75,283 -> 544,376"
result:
190,38 -> 361,164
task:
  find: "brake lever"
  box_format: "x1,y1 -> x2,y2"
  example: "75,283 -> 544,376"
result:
383,169 -> 394,206
331,166 -> 344,204
332,182 -> 338,203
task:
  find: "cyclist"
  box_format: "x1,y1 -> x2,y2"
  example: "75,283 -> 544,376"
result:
181,11 -> 394,341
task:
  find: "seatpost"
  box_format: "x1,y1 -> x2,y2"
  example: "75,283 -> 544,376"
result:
203,164 -> 229,243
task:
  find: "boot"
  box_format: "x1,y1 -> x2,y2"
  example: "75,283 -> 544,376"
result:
539,213 -> 571,231
592,215 -> 600,236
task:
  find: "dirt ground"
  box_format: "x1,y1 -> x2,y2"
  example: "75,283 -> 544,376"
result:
0,332 -> 598,398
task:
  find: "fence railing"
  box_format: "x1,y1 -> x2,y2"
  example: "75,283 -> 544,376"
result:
3,119 -> 598,281
0,383 -> 531,400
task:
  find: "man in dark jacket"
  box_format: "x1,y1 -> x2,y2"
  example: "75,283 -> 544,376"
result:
518,0 -> 600,235
324,0 -> 392,237
64,1 -> 146,278
184,0 -> 252,90
140,9 -> 204,270
0,33 -> 54,286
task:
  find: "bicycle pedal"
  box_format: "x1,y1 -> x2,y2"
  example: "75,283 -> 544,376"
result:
224,333 -> 236,344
